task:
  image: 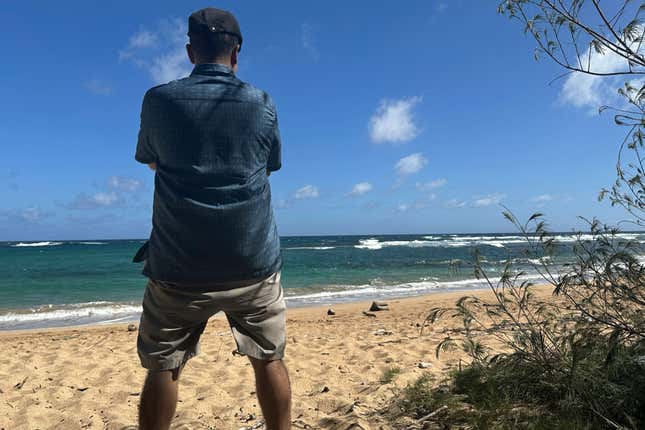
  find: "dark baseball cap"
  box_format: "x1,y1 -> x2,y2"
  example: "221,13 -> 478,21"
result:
188,8 -> 243,47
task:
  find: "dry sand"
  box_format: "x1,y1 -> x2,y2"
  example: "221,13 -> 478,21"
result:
0,286 -> 553,429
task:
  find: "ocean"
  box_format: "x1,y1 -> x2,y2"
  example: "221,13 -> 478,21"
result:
1,232 -> 643,330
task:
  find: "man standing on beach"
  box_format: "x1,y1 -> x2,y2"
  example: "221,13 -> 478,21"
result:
133,8 -> 290,430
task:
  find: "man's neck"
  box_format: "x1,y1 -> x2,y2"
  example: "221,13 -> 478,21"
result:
195,60 -> 232,68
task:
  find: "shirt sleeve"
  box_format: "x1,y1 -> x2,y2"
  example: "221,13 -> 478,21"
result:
266,102 -> 282,172
135,91 -> 157,164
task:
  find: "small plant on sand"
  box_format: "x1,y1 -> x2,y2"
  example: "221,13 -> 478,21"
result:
380,366 -> 402,384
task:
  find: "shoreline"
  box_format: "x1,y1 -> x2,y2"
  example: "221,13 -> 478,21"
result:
0,274 -> 549,332
0,285 -> 494,334
0,284 -> 553,336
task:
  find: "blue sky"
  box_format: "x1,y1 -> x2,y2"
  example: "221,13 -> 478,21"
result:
0,0 -> 638,240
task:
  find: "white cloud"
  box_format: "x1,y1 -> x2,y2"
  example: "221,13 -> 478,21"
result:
397,201 -> 426,212
444,198 -> 466,208
530,194 -> 554,203
472,193 -> 506,207
530,193 -> 571,207
0,207 -> 50,223
150,47 -> 191,85
129,29 -> 158,49
347,182 -> 373,197
436,2 -> 448,12
67,192 -> 122,210
83,79 -> 113,95
301,22 -> 319,60
294,185 -> 320,199
20,207 -> 48,222
66,175 -> 145,210
395,153 -> 428,176
20,208 -> 41,222
107,176 -> 143,192
273,199 -> 290,209
560,29 -> 644,110
369,97 -> 422,143
416,179 -> 446,191
89,192 -> 119,206
120,18 -> 191,84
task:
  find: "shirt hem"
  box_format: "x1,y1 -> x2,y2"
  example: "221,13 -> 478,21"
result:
141,258 -> 283,285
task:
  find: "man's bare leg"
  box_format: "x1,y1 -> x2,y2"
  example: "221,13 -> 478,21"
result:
138,368 -> 181,430
249,357 -> 292,430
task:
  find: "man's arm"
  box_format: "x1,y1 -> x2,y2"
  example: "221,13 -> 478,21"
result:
135,91 -> 158,167
266,101 -> 282,174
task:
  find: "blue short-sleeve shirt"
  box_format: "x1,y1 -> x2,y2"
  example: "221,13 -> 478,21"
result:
135,63 -> 282,283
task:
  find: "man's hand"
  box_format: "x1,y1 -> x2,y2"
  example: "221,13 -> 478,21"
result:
148,163 -> 157,171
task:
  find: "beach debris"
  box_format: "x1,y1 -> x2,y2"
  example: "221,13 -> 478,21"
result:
327,308 -> 336,316
362,311 -> 377,318
369,301 -> 389,312
292,419 -> 313,429
415,405 -> 448,424
321,385 -> 330,393
238,420 -> 264,430
373,328 -> 393,336
13,377 -> 28,390
342,420 -> 370,430
418,362 -> 433,369
385,358 -> 394,363
76,386 -> 89,392
127,324 -> 137,332
240,413 -> 256,422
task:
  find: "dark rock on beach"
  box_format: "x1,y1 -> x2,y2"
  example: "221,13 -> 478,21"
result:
369,301 -> 389,312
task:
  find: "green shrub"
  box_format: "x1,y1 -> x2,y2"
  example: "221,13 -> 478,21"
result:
380,366 -> 402,384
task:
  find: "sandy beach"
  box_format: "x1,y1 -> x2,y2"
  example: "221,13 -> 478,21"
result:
0,286 -> 553,429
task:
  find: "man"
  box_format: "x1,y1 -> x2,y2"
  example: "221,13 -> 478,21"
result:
133,8 -> 291,430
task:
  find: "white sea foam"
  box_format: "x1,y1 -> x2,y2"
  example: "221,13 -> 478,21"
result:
11,241 -> 63,247
354,233 -> 645,251
76,241 -> 107,245
355,238 -> 437,250
0,303 -> 142,329
354,237 -> 521,250
283,246 -> 336,250
285,274 -> 541,304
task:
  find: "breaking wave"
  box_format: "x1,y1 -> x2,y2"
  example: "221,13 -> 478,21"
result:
11,241 -> 63,247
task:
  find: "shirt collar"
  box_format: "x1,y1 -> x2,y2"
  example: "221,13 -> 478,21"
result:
190,63 -> 235,77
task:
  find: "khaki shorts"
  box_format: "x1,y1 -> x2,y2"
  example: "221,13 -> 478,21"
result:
137,272 -> 286,371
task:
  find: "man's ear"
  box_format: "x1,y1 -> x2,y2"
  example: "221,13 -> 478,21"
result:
186,44 -> 196,65
230,46 -> 239,70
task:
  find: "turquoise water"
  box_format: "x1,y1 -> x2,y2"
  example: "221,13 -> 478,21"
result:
1,233 -> 643,329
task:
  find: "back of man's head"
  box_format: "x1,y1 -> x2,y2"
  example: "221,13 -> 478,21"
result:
187,8 -> 242,65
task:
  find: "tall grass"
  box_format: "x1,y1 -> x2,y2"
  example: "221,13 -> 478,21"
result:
393,213 -> 645,429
